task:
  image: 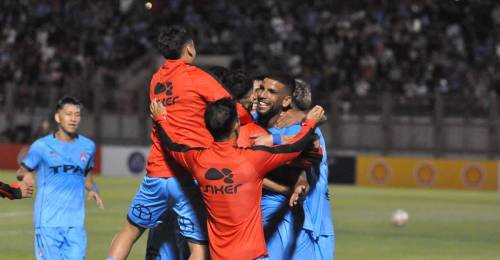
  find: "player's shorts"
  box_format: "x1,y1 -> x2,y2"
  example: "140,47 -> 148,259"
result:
34,226 -> 86,260
315,233 -> 335,260
263,192 -> 328,260
261,192 -> 295,260
127,175 -> 207,243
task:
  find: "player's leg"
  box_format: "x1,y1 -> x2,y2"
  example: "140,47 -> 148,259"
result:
146,210 -> 188,260
168,177 -> 208,260
108,221 -> 145,260
108,176 -> 170,260
34,227 -> 64,260
61,227 -> 87,260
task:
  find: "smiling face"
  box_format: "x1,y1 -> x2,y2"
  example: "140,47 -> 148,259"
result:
256,77 -> 292,117
54,104 -> 81,134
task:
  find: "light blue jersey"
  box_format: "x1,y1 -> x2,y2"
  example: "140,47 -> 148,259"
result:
265,125 -> 335,259
22,134 -> 95,228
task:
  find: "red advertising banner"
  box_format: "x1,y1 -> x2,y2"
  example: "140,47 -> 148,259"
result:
0,144 -> 101,174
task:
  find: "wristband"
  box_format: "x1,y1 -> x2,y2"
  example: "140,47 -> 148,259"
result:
272,134 -> 282,145
90,183 -> 100,193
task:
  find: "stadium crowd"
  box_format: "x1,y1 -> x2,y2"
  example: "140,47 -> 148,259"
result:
2,0 -> 500,114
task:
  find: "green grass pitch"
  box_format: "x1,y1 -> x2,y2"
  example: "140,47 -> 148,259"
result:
1,171 -> 500,259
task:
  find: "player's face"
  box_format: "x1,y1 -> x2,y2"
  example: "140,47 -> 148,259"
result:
250,80 -> 261,110
256,78 -> 290,116
55,104 -> 81,134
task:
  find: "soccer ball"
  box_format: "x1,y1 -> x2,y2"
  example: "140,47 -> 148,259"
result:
391,209 -> 409,226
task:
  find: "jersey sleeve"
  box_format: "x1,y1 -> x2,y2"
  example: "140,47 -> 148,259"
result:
21,142 -> 43,171
0,181 -> 22,200
86,142 -> 96,173
271,125 -> 323,168
153,115 -> 204,170
246,119 -> 318,178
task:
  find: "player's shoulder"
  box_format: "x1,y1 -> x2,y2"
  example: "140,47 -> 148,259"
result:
30,134 -> 53,150
77,134 -> 96,149
184,65 -> 220,85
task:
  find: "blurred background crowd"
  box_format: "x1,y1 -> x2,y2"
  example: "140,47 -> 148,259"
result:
2,0 -> 500,143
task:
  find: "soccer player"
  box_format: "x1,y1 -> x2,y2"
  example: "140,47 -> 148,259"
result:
16,96 -> 103,260
108,26 -> 237,260
150,97 -> 325,260
257,79 -> 335,259
144,67 -> 257,260
250,74 -> 317,259
0,181 -> 32,199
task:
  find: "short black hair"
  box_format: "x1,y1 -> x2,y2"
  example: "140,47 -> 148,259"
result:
55,96 -> 82,111
207,67 -> 253,101
265,72 -> 295,95
223,70 -> 253,100
207,66 -> 231,82
204,98 -> 237,141
156,25 -> 193,59
251,73 -> 265,81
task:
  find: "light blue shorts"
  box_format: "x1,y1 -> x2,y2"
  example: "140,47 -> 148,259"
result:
127,176 -> 207,243
34,226 -> 86,260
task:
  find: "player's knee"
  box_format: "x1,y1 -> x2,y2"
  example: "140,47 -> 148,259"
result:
122,222 -> 145,241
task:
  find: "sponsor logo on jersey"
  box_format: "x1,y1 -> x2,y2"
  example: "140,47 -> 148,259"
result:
80,151 -> 88,162
202,168 -> 242,194
50,164 -> 84,174
155,81 -> 179,106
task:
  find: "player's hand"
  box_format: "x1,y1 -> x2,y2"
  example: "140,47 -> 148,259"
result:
149,99 -> 167,119
275,110 -> 306,129
289,185 -> 307,207
305,106 -> 325,124
19,181 -> 33,198
22,172 -> 35,189
251,134 -> 273,146
88,190 -> 104,209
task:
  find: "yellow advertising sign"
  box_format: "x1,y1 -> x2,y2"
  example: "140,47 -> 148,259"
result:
356,156 -> 498,190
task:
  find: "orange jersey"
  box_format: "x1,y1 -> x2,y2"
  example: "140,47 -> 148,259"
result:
237,122 -> 268,147
154,115 -> 319,260
147,60 -> 231,178
237,114 -> 322,168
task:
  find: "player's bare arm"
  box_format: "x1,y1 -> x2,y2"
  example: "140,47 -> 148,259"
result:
0,181 -> 33,199
289,170 -> 309,207
85,171 -> 104,209
275,107 -> 327,129
263,178 -> 291,194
